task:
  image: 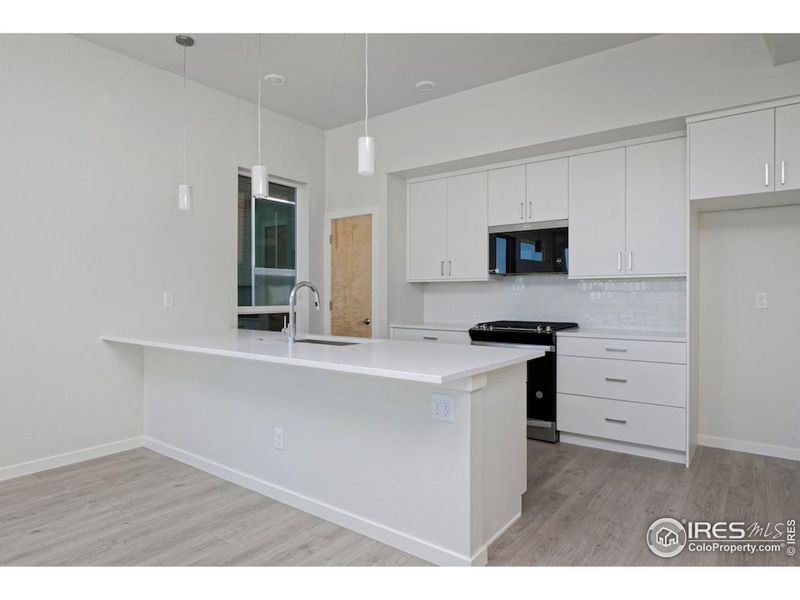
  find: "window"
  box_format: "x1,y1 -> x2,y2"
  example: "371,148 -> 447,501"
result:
237,172 -> 297,311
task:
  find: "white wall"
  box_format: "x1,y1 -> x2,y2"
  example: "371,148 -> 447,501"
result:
698,206 -> 800,460
0,34 -> 326,474
325,34 -> 800,337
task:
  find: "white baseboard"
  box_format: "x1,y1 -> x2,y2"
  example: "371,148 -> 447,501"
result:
698,435 -> 800,462
0,437 -> 143,482
559,433 -> 686,464
144,436 -> 473,566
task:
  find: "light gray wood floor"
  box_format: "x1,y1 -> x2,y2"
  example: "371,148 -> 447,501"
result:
1,442 -> 797,566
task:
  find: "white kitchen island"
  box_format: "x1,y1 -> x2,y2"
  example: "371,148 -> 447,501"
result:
102,329 -> 542,566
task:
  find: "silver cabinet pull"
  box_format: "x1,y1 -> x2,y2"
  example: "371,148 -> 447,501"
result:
440,260 -> 444,276
781,160 -> 786,185
628,251 -> 633,271
422,336 -> 438,341
617,252 -> 622,271
447,260 -> 452,276
528,201 -> 532,220
765,163 -> 770,187
605,347 -> 628,353
520,201 -> 524,220
605,377 -> 628,383
605,417 -> 627,424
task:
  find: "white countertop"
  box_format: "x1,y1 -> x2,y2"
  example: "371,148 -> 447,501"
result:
557,328 -> 687,343
389,322 -> 473,332
102,329 -> 542,385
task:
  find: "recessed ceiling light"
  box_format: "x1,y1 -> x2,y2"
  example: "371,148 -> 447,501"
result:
264,73 -> 286,86
415,80 -> 436,92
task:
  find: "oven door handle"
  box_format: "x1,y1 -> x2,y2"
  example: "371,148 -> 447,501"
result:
470,340 -> 555,352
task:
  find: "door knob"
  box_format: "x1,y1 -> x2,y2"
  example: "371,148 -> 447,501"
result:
361,318 -> 371,325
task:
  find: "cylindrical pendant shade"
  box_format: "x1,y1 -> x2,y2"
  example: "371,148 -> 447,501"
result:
358,136 -> 375,176
252,165 -> 268,198
178,184 -> 193,211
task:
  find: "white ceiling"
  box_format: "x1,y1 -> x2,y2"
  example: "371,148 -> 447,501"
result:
76,33 -> 654,130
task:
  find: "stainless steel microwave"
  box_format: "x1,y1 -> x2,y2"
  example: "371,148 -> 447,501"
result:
489,226 -> 569,275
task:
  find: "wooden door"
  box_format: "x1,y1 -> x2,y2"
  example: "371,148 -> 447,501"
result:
568,148 -> 626,278
407,179 -> 448,280
689,108 -> 775,200
488,165 -> 526,227
526,158 -> 568,222
331,214 -> 372,337
446,172 -> 489,280
775,102 -> 800,192
625,138 -> 687,276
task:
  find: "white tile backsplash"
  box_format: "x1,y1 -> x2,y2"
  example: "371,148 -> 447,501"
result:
423,275 -> 686,333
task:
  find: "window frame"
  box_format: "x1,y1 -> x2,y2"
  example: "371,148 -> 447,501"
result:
237,167 -> 308,318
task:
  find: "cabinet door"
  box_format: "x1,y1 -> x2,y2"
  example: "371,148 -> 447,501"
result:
775,102 -> 800,192
689,109 -> 775,199
625,138 -> 687,276
526,158 -> 568,222
407,179 -> 448,280
568,148 -> 626,278
488,165 -> 526,226
446,172 -> 488,280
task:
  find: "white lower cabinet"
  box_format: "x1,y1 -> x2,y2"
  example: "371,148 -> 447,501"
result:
558,394 -> 685,451
389,326 -> 471,345
557,333 -> 687,461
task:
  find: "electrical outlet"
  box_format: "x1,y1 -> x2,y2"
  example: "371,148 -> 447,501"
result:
431,393 -> 454,423
620,313 -> 635,324
162,292 -> 174,308
755,292 -> 768,309
273,427 -> 284,450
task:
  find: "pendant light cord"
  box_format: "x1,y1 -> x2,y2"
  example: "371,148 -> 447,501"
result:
182,45 -> 187,183
364,33 -> 369,138
257,33 -> 262,166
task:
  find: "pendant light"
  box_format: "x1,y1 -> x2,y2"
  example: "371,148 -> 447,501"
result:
252,34 -> 269,199
358,33 -> 375,176
176,34 -> 194,211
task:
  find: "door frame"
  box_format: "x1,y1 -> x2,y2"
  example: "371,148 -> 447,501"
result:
323,207 -> 379,337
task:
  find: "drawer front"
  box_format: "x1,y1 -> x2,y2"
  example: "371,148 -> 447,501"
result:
557,336 -> 685,364
558,393 -> 685,450
557,356 -> 686,407
390,328 -> 470,345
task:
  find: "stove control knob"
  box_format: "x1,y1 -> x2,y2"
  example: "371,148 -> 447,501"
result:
545,326 -> 552,334
535,391 -> 544,399
536,326 -> 543,333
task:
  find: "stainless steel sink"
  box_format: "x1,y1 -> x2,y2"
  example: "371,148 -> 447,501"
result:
293,339 -> 360,346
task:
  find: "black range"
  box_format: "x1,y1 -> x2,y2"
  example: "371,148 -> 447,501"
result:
468,320 -> 578,443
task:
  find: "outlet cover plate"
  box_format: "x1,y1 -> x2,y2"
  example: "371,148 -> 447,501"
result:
431,393 -> 454,423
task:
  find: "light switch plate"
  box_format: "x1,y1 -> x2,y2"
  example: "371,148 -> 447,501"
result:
755,292 -> 768,309
163,292 -> 174,308
273,427 -> 284,450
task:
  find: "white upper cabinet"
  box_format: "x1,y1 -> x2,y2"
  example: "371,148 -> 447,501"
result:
446,172 -> 489,280
488,165 -> 526,227
526,158 -> 568,222
407,178 -> 448,281
775,102 -> 800,192
407,173 -> 488,282
625,138 -> 687,276
568,148 -> 627,278
689,108 -> 775,199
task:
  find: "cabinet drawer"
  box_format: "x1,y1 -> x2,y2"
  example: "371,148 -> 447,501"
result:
558,393 -> 685,450
557,356 -> 686,407
557,336 -> 685,364
390,328 -> 470,345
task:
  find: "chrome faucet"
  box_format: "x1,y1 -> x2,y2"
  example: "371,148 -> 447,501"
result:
286,281 -> 321,343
